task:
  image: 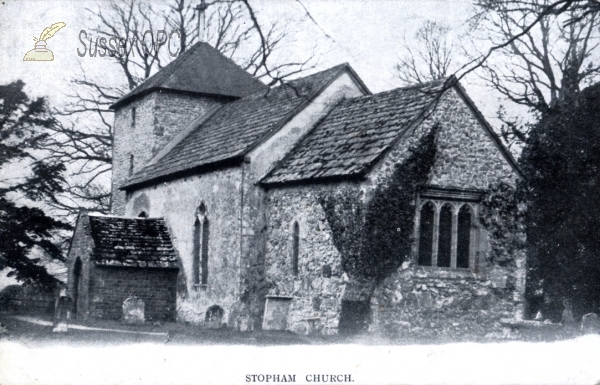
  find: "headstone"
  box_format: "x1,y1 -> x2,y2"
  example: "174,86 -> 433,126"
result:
534,310 -> 544,321
205,305 -> 224,328
122,296 -> 145,324
228,302 -> 251,331
53,291 -> 72,332
262,296 -> 292,331
581,313 -> 600,334
561,299 -> 575,324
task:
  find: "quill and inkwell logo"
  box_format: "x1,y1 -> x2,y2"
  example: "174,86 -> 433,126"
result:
23,22 -> 66,61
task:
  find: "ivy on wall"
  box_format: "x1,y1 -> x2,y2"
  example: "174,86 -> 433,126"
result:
319,124 -> 440,284
479,181 -> 527,268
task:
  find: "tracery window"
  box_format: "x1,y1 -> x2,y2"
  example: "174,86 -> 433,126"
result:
416,189 -> 479,270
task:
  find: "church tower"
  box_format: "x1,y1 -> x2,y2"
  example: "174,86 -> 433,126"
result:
109,42 -> 266,214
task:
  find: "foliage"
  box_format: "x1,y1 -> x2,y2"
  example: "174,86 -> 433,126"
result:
0,80 -> 71,289
319,124 -> 440,283
520,81 -> 600,316
480,181 -> 527,267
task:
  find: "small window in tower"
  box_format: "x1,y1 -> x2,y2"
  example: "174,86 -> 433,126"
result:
131,107 -> 136,127
129,154 -> 134,176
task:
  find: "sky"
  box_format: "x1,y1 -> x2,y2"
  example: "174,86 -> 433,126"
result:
0,0 -> 498,117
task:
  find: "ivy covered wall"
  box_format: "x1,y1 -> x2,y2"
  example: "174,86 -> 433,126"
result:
264,86 -> 524,337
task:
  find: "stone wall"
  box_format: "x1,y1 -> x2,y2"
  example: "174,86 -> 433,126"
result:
0,284 -> 57,315
67,212 -> 94,319
264,85 -> 524,336
265,183 -> 361,335
111,92 -> 226,215
125,167 -> 243,324
88,266 -> 178,321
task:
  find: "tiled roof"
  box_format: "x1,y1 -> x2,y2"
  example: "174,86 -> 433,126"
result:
262,78 -> 450,185
110,42 -> 267,109
123,64 -> 352,188
88,215 -> 178,269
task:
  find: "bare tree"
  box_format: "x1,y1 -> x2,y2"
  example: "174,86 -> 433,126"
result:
470,0 -> 600,115
395,20 -> 456,85
40,0 -> 317,215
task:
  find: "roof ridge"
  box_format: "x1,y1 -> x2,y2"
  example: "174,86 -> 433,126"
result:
353,77 -> 452,100
121,42 -> 201,101
110,42 -> 266,109
239,64 -> 351,157
88,213 -> 164,221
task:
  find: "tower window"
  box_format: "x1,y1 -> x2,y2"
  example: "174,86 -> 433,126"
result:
131,107 -> 136,127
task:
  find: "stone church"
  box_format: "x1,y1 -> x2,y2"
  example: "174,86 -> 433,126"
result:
67,41 -> 526,336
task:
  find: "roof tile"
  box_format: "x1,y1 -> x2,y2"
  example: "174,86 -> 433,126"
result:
124,64 -> 350,188
262,78 -> 449,185
88,215 -> 178,269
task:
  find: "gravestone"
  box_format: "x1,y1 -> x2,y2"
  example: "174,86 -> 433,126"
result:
561,299 -> 575,324
122,296 -> 145,324
228,301 -> 251,332
205,305 -> 224,329
581,313 -> 600,334
53,292 -> 72,333
262,296 -> 293,331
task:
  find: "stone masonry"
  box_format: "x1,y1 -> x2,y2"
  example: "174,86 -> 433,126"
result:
263,85 -> 523,336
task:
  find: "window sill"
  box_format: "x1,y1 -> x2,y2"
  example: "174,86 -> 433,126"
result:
413,266 -> 481,279
193,284 -> 208,290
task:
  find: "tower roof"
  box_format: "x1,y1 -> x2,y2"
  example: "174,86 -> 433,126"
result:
110,42 -> 267,109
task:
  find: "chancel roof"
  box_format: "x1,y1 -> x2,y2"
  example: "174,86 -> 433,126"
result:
262,78 -> 451,184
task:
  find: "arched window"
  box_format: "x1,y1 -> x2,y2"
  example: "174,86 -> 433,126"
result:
138,211 -> 148,218
457,205 -> 472,268
129,154 -> 134,176
192,218 -> 201,285
201,217 -> 209,285
292,221 -> 299,275
72,257 -> 82,317
437,204 -> 453,267
418,202 -> 435,266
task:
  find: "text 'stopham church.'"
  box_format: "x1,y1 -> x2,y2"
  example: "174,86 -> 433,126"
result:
67,41 -> 525,337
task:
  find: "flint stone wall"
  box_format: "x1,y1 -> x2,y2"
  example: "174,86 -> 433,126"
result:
265,183 -> 359,335
264,86 -> 523,336
111,92 -> 227,215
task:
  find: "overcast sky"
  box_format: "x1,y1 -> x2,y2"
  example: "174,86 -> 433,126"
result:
0,0 -> 503,117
